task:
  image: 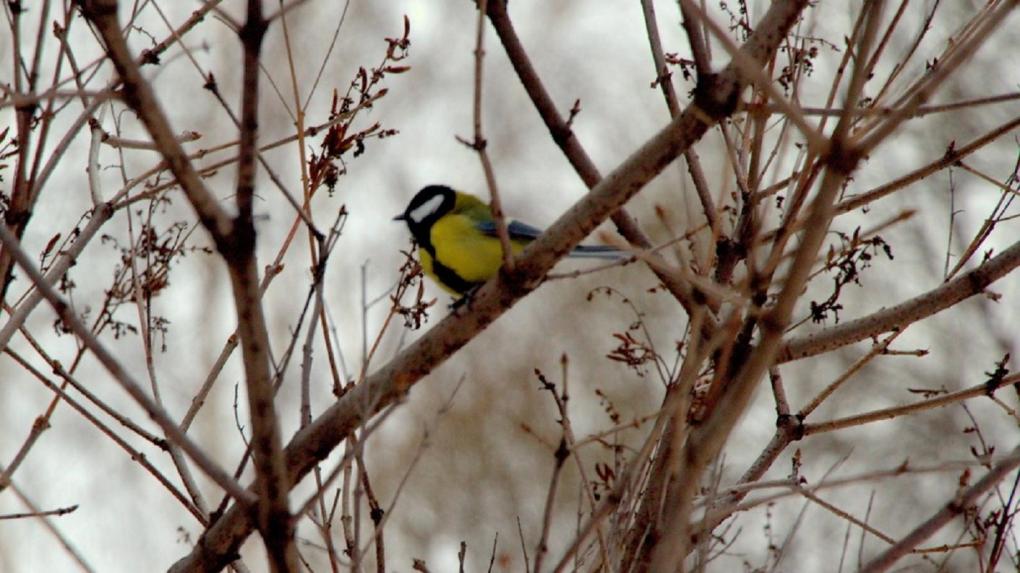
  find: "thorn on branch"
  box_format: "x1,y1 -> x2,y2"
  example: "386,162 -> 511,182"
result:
565,99 -> 582,129
983,353 -> 1011,395
454,134 -> 487,152
203,72 -> 217,93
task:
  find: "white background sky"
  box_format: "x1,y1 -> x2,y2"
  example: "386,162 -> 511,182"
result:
2,1 -> 1020,571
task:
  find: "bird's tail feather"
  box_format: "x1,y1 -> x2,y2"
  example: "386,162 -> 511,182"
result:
567,245 -> 626,260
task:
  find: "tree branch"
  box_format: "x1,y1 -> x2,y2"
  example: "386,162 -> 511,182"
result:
167,0 -> 812,563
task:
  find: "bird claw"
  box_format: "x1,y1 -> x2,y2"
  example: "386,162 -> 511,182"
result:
449,284 -> 482,312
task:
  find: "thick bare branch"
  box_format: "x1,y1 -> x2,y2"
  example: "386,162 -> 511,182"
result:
168,1 -> 817,566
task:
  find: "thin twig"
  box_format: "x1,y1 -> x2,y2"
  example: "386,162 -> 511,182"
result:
861,446 -> 1020,573
172,0 -> 813,566
467,0 -> 514,270
0,221 -> 253,505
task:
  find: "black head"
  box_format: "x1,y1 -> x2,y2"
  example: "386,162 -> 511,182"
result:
394,185 -> 457,246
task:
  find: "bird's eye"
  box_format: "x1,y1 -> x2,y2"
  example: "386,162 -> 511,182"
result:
408,194 -> 445,224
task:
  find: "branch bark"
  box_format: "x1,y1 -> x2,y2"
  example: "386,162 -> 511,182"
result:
167,0 -> 816,566
77,1 -> 296,569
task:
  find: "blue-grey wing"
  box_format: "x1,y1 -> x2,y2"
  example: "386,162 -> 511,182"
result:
476,219 -> 624,260
475,219 -> 545,241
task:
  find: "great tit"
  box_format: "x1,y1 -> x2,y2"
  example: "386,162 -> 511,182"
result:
395,185 -> 621,296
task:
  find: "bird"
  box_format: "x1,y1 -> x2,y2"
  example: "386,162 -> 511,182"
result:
395,184 -> 622,297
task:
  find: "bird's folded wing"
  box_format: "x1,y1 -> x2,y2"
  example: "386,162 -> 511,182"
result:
475,219 -> 545,241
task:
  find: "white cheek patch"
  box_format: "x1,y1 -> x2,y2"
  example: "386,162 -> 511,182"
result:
409,194 -> 445,223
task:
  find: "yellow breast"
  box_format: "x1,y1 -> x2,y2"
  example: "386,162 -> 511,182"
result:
421,214 -> 525,294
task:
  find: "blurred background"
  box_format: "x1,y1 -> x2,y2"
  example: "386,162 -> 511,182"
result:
1,1 -> 1019,571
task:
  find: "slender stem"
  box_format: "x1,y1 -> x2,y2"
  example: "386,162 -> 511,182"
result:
470,0 -> 514,270
0,218 -> 253,506
861,447 -> 1020,573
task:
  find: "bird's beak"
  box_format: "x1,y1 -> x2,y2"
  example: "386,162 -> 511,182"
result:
393,214 -> 406,222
